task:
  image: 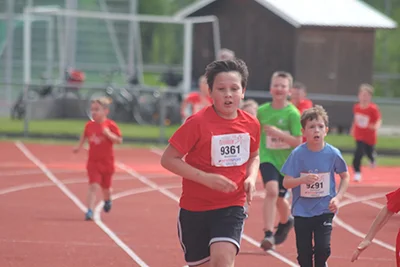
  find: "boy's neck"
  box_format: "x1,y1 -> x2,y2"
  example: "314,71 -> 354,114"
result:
359,101 -> 371,108
306,141 -> 325,152
94,117 -> 107,123
272,99 -> 288,109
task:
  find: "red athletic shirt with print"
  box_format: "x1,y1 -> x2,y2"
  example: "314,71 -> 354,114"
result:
353,103 -> 381,145
386,188 -> 400,267
185,92 -> 213,115
295,99 -> 313,142
84,119 -> 121,170
169,106 -> 260,211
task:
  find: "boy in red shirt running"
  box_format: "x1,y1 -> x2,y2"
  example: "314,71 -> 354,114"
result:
73,97 -> 122,220
350,84 -> 381,182
290,82 -> 313,115
351,187 -> 400,266
291,82 -> 313,143
180,75 -> 213,121
161,59 -> 260,267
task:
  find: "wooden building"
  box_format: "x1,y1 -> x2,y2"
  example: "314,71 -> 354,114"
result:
175,0 -> 397,130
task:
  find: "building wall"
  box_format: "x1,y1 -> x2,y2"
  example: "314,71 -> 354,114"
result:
189,0 -> 296,91
294,27 -> 375,96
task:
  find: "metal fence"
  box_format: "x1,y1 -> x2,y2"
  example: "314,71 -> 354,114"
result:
1,82 -> 400,146
1,0 -> 400,141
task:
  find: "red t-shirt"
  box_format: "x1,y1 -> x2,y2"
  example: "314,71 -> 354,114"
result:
386,188 -> 400,267
169,106 -> 260,211
294,99 -> 313,142
295,99 -> 313,115
185,92 -> 213,115
353,103 -> 381,145
84,119 -> 121,167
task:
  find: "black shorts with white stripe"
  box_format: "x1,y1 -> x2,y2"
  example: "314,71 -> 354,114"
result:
177,206 -> 247,266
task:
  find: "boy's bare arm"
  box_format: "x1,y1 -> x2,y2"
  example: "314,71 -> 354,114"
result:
351,206 -> 394,262
369,119 -> 382,130
73,133 -> 87,153
335,171 -> 350,200
104,128 -> 123,144
283,173 -> 319,189
264,126 -> 302,147
160,144 -> 237,192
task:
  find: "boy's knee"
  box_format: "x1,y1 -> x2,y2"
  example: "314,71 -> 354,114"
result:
210,242 -> 236,267
264,183 -> 279,199
315,246 -> 331,261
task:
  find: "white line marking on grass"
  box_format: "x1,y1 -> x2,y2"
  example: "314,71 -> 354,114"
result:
335,192 -> 395,252
117,158 -> 299,267
14,141 -> 150,267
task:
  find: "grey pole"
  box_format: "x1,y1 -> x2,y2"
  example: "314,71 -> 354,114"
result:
4,0 -> 14,108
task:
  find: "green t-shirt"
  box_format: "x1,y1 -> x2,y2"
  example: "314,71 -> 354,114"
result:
257,102 -> 302,173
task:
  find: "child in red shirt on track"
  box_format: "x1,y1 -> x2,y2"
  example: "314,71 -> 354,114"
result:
351,187 -> 400,266
290,82 -> 313,115
350,84 -> 381,182
161,59 -> 260,267
290,82 -> 313,143
180,75 -> 213,122
73,97 -> 122,220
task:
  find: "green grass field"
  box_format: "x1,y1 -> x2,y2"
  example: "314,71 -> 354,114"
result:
1,117 -> 399,167
1,117 -> 400,150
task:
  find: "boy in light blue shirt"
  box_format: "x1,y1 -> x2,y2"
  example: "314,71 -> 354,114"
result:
281,105 -> 350,267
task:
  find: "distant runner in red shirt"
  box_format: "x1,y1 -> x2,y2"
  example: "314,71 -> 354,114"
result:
180,75 -> 213,121
351,187 -> 400,266
161,59 -> 260,267
290,82 -> 313,142
73,97 -> 122,220
350,83 -> 381,182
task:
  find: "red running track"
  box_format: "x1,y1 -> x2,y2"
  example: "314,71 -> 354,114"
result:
0,141 -> 398,267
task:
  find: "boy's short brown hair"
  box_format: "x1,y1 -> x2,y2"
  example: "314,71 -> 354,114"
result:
359,83 -> 374,95
92,96 -> 112,108
271,71 -> 293,88
292,81 -> 306,91
300,105 -> 329,128
205,58 -> 249,90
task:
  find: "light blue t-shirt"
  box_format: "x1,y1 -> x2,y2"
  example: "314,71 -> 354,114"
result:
281,143 -> 348,217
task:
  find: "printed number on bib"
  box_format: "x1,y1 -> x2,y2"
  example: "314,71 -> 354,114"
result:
211,133 -> 250,167
300,172 -> 330,198
354,113 -> 370,129
266,130 -> 290,149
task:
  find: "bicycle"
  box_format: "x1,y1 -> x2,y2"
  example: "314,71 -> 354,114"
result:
10,68 -> 86,120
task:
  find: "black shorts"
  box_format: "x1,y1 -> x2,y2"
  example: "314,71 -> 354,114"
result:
259,162 -> 287,197
177,206 -> 247,266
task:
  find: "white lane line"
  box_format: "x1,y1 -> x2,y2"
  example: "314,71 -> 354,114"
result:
14,141 -> 150,267
117,159 -> 299,267
335,192 -> 395,252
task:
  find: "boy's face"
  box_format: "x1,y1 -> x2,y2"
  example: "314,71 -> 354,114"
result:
90,102 -> 108,122
242,105 -> 257,116
358,88 -> 372,103
210,71 -> 245,118
270,76 -> 290,101
301,116 -> 328,144
290,88 -> 306,103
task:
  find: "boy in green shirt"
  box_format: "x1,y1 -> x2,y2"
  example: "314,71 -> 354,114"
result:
257,71 -> 303,250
